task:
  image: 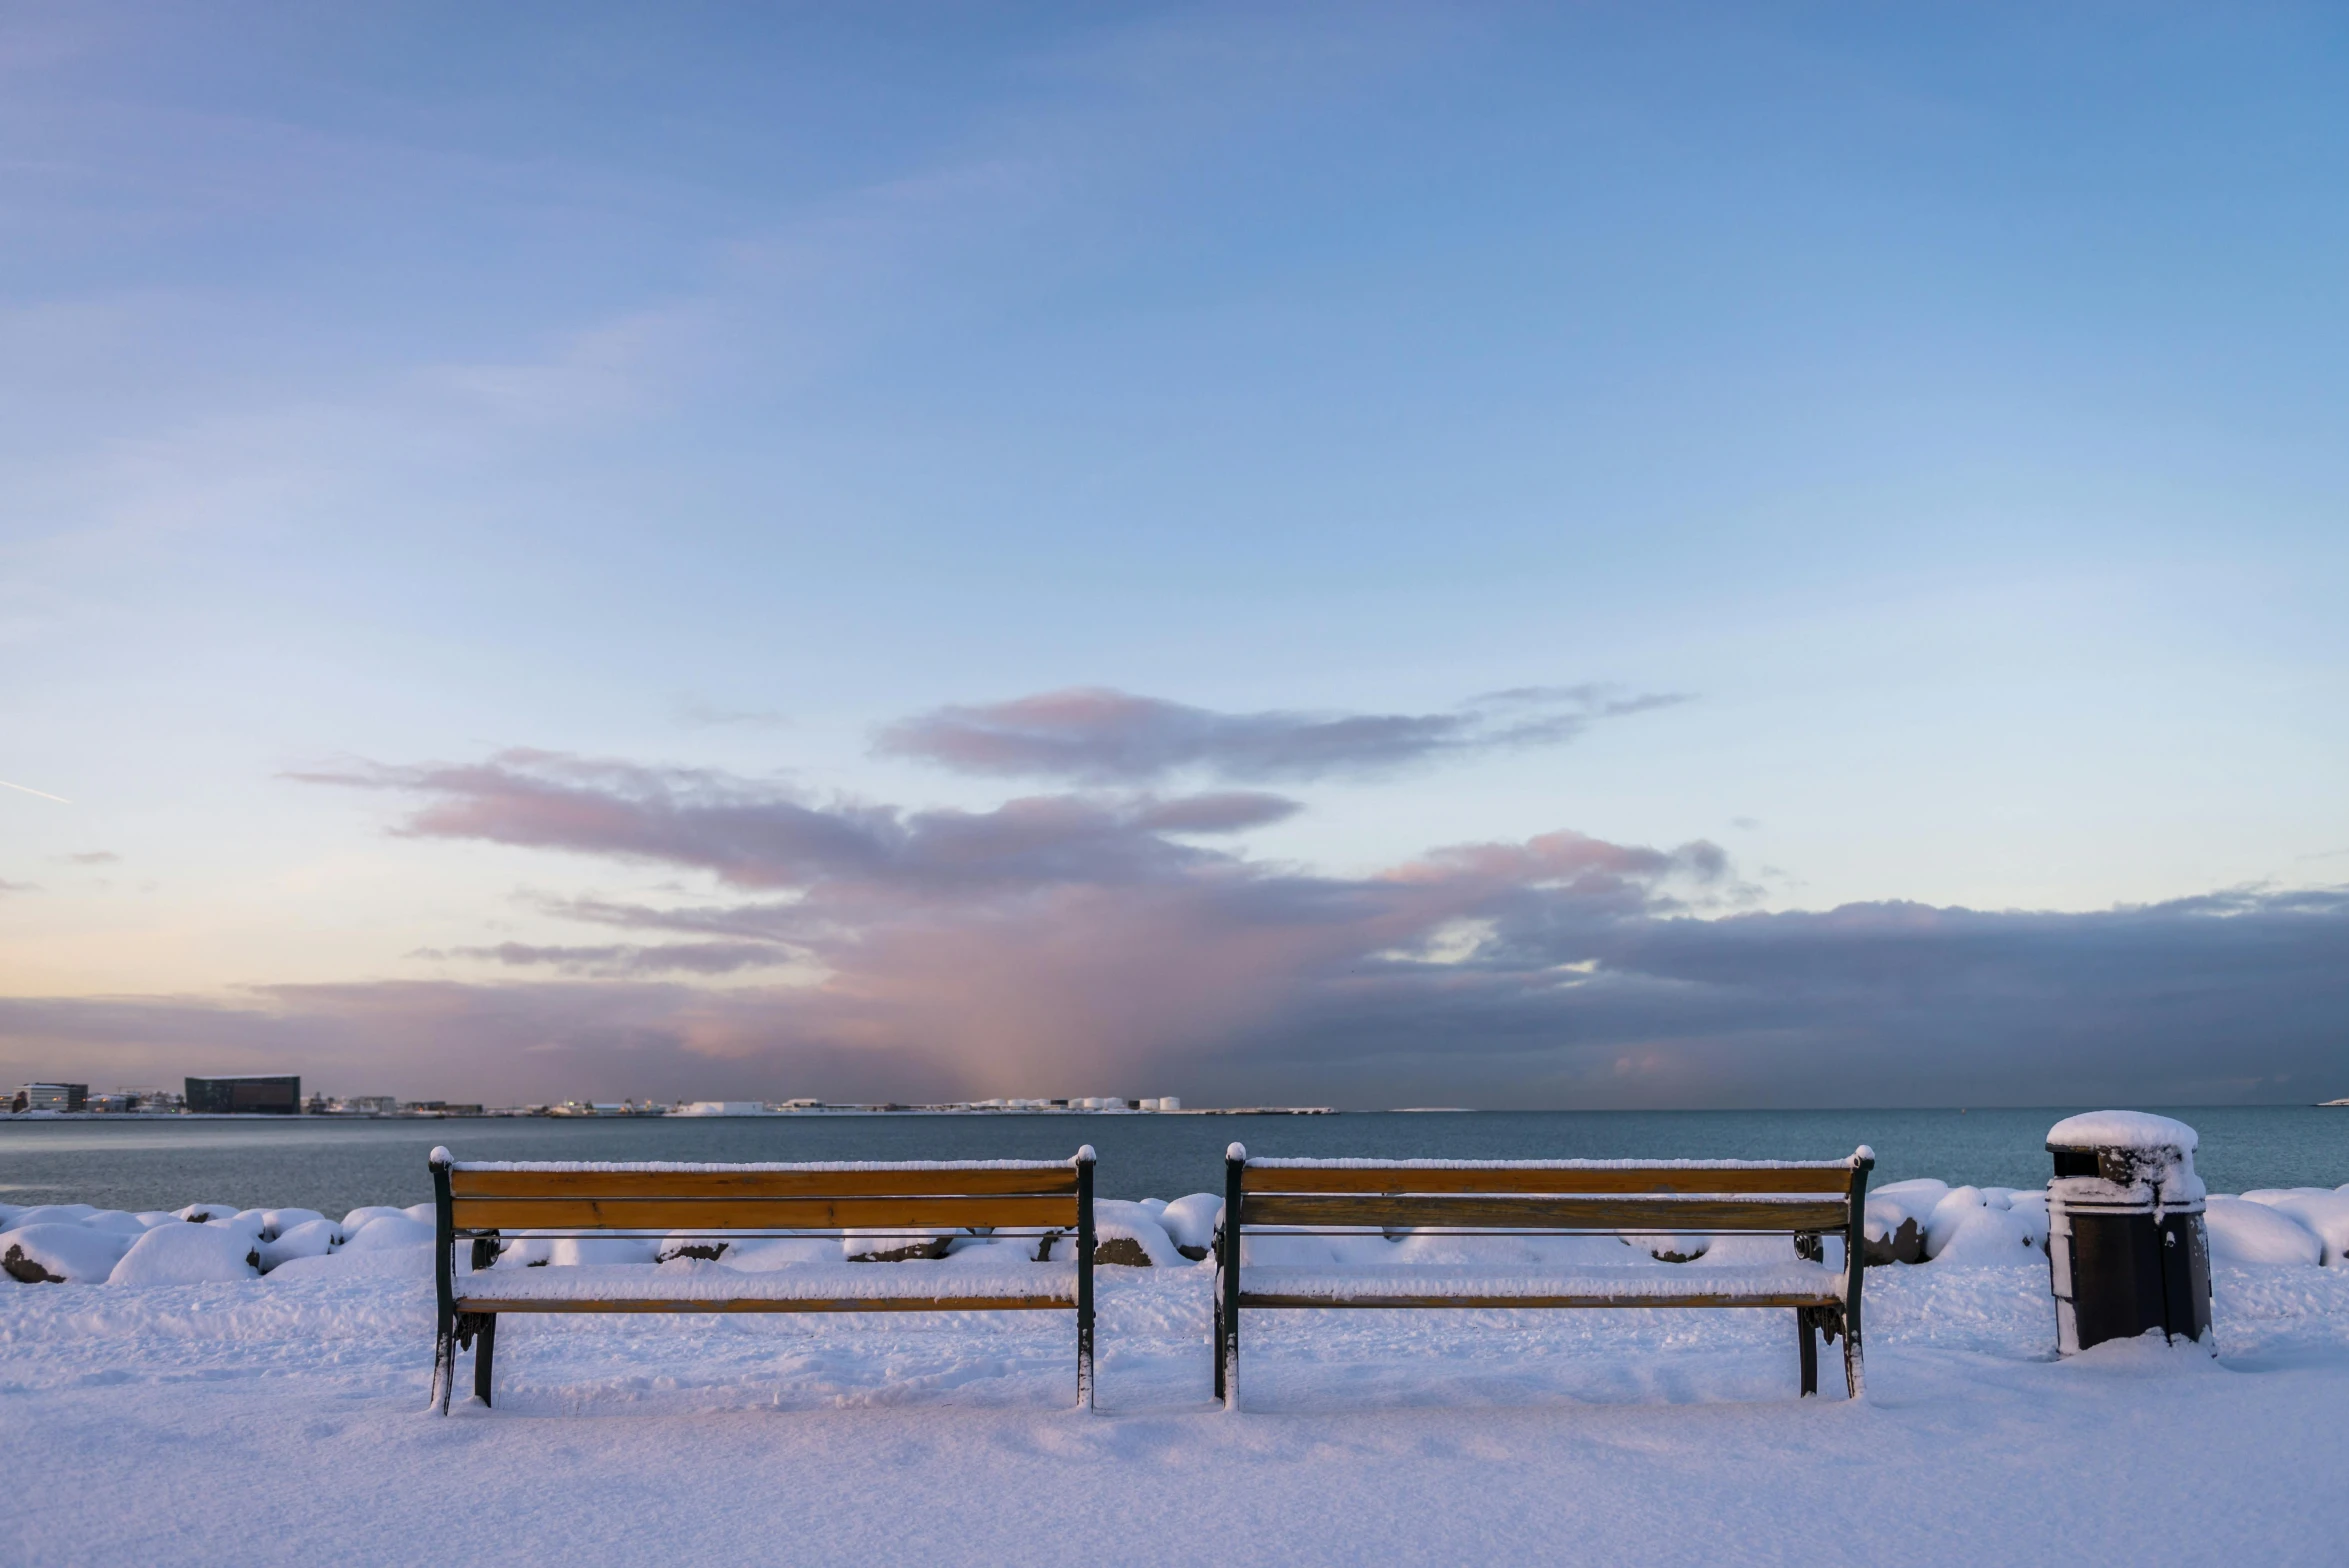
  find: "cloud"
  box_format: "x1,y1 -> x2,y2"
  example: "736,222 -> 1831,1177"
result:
0,878 -> 36,894
294,750 -> 1298,892
415,941 -> 792,978
873,685 -> 1689,783
19,746 -> 2338,1110
7,882 -> 2343,1110
61,850 -> 119,865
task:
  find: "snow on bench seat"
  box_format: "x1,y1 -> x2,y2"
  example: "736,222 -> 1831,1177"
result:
1237,1261 -> 1847,1308
454,1259 -> 1078,1309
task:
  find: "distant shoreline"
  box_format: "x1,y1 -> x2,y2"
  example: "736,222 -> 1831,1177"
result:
0,1106 -> 1343,1122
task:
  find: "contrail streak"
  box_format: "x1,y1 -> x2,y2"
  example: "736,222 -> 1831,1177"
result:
0,778 -> 71,804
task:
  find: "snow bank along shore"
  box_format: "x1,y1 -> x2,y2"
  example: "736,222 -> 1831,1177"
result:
12,1174 -> 2349,1288
8,1174 -> 2349,1566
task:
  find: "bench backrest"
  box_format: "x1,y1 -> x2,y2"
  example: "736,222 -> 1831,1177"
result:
430,1150 -> 1093,1238
1230,1149 -> 1872,1237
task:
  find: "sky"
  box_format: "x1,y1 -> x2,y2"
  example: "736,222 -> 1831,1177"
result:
2,3 -> 2345,1108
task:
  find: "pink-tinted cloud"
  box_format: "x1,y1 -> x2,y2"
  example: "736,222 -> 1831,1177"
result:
16,748 -> 2340,1109
874,684 -> 1689,783
295,751 -> 1295,890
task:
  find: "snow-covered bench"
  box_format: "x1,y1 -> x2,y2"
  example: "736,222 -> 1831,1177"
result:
1212,1144 -> 1875,1406
427,1147 -> 1100,1412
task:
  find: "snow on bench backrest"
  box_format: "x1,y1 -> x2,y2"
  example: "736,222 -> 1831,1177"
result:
1231,1147 -> 1872,1233
435,1147 -> 1095,1236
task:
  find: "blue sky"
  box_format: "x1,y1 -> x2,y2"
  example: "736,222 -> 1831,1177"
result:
3,4 -> 2345,1106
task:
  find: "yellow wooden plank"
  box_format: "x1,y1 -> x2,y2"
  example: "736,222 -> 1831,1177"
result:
451,1167 -> 1077,1200
1236,1291 -> 1840,1310
1242,1165 -> 1852,1196
1240,1194 -> 1851,1232
451,1295 -> 1073,1314
449,1194 -> 1077,1231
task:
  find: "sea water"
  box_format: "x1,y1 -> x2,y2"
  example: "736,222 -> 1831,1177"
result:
3,1107 -> 2345,1219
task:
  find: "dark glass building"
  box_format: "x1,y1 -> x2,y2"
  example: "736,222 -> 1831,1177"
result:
184,1074 -> 302,1115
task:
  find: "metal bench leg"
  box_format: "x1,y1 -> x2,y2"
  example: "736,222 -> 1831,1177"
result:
429,1322 -> 454,1414
1221,1306 -> 1239,1412
1212,1293 -> 1225,1402
1843,1320 -> 1864,1400
473,1313 -> 497,1407
1797,1309 -> 1818,1398
1219,1147 -> 1244,1411
1075,1148 -> 1096,1412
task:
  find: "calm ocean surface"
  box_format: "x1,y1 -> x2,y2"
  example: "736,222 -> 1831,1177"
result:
3,1107 -> 2346,1218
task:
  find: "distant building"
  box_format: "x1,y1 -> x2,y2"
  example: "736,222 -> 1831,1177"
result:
184,1075 -> 301,1115
14,1083 -> 88,1113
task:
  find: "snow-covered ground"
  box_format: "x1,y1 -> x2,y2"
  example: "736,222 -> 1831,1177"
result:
6,1193 -> 2349,1566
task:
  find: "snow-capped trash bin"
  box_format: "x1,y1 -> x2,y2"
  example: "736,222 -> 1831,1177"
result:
2045,1111 -> 2212,1355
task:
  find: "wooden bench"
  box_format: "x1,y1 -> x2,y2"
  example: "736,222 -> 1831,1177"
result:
428,1145 -> 1098,1412
1211,1142 -> 1873,1407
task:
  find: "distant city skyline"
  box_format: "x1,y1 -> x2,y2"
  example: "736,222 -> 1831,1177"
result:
3,5 -> 2345,1106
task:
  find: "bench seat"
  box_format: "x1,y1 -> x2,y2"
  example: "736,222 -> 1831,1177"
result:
1236,1260 -> 1846,1309
453,1258 -> 1077,1311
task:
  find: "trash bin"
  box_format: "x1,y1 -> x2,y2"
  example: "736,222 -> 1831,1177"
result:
2045,1110 -> 2212,1355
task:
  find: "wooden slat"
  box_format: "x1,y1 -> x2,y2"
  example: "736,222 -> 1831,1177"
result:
1240,1194 -> 1851,1232
452,1295 -> 1072,1315
450,1167 -> 1077,1200
1242,1165 -> 1851,1196
1236,1291 -> 1841,1310
449,1194 -> 1076,1231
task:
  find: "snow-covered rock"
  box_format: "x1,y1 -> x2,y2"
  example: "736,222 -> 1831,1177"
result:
2205,1196 -> 2323,1266
656,1232 -> 731,1264
108,1222 -> 261,1284
257,1218 -> 343,1271
340,1206 -> 411,1234
939,1237 -> 1050,1267
401,1203 -> 435,1225
1695,1232 -> 1831,1269
266,1246 -> 433,1282
543,1235 -> 660,1267
487,1234 -> 671,1268
4,1223 -> 136,1283
1389,1232 -> 1649,1268
260,1208 -> 326,1240
1865,1179 -> 1948,1265
132,1212 -> 179,1228
173,1202 -> 244,1224
79,1210 -> 153,1238
342,1215 -> 436,1253
1925,1188 -> 2048,1265
721,1236 -> 845,1270
2240,1190 -> 2349,1266
844,1230 -> 951,1262
1242,1228 -> 1401,1267
1620,1232 -> 1709,1264
1157,1193 -> 1222,1259
1091,1201 -> 1185,1267
3,1205 -> 99,1232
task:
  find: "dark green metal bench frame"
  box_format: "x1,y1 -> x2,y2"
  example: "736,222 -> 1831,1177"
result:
1212,1143 -> 1874,1407
429,1146 -> 1097,1412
